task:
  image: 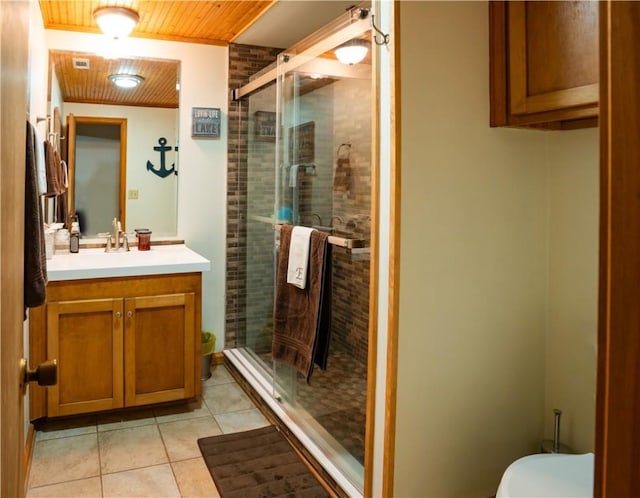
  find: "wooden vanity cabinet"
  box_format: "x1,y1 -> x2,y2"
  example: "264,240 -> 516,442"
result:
490,1 -> 599,128
47,298 -> 124,417
30,273 -> 202,419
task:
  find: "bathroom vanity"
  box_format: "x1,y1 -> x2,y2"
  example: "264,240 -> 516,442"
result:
29,245 -> 210,419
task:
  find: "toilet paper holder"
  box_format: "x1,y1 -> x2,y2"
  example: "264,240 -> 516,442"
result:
541,408 -> 572,454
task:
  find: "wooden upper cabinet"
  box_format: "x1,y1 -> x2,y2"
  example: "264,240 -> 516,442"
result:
490,1 -> 599,128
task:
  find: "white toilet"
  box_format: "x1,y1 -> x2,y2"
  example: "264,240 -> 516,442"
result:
496,452 -> 594,498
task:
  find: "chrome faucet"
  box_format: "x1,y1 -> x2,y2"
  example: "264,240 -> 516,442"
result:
99,218 -> 130,252
112,218 -> 121,250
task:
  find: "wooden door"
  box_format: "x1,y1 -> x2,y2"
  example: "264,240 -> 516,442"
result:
124,293 -> 195,406
66,114 -> 128,233
0,1 -> 30,496
596,2 -> 640,496
47,299 -> 124,417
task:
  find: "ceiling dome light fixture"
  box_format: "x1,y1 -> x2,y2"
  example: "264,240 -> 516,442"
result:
334,39 -> 369,65
94,6 -> 140,39
109,73 -> 144,89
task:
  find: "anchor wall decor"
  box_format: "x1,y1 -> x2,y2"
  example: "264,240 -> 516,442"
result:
146,137 -> 178,178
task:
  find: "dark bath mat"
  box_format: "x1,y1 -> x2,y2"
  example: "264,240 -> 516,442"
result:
197,425 -> 330,498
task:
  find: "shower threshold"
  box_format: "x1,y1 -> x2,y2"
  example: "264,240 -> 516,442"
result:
224,348 -> 363,497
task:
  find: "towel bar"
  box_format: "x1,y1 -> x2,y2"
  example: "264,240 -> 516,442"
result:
273,224 -> 365,249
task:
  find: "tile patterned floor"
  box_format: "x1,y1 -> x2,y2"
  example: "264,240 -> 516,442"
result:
260,349 -> 367,464
26,365 -> 270,498
295,350 -> 367,464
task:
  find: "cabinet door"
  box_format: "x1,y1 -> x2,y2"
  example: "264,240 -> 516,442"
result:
47,299 -> 124,417
124,293 -> 195,406
508,1 -> 598,116
490,1 -> 598,127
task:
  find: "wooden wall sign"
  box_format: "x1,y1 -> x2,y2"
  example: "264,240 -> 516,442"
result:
191,107 -> 221,138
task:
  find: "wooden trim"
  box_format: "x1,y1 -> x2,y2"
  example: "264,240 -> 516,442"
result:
23,424 -> 35,489
595,3 -> 611,495
66,113 -> 76,219
595,2 -> 640,496
363,5 -> 380,497
507,1 -> 528,114
119,119 -> 127,229
66,115 -> 127,229
212,351 -> 225,365
489,1 -> 509,127
28,306 -> 47,421
382,3 -> 401,497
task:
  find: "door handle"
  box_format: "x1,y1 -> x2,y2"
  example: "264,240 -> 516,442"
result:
20,358 -> 57,395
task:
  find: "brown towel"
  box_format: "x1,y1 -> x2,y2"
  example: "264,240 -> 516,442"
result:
24,122 -> 47,313
43,140 -> 64,197
272,225 -> 332,383
333,157 -> 352,192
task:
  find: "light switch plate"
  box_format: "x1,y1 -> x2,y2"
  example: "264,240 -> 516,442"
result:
128,189 -> 139,200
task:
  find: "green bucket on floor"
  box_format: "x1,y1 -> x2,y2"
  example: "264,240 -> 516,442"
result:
201,331 -> 215,381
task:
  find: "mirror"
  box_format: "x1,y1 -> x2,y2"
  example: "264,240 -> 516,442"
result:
48,50 -> 180,237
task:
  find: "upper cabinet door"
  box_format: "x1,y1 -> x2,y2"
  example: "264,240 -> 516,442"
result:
490,1 -> 599,128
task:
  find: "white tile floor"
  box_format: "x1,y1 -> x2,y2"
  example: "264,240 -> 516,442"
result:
26,365 -> 270,498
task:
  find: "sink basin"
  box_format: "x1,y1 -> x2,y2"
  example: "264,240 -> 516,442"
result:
47,244 -> 210,281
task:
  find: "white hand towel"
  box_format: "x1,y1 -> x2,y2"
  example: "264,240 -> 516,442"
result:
287,226 -> 314,289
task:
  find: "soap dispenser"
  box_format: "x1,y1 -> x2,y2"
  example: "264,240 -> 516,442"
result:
69,214 -> 80,253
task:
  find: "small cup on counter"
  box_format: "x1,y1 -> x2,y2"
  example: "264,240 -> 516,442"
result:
135,229 -> 152,251
54,228 -> 70,254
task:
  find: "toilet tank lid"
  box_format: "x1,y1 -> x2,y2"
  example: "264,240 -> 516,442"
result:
496,452 -> 594,498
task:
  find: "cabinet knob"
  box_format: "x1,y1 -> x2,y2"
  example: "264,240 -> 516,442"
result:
127,311 -> 133,319
115,311 -> 122,318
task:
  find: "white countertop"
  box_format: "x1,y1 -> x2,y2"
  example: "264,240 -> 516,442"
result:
46,244 -> 210,281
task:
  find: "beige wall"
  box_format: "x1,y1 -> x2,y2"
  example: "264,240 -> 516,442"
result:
544,128 -> 598,453
394,2 -> 598,496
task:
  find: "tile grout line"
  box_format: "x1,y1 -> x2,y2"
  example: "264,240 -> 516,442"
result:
27,371 -> 238,496
95,419 -> 105,498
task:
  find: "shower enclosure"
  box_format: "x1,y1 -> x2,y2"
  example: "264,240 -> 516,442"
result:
226,10 -> 372,495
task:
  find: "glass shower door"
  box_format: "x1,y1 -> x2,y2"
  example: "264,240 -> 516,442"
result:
272,46 -> 372,487
243,82 -> 278,371
235,26 -> 372,494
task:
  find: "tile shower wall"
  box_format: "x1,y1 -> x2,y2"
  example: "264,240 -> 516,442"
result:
245,86 -> 278,353
227,44 -> 282,349
330,78 -> 371,366
292,77 -> 371,365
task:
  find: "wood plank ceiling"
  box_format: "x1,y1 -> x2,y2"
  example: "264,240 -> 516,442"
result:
39,1 -> 275,45
40,0 -> 276,108
49,50 -> 180,108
